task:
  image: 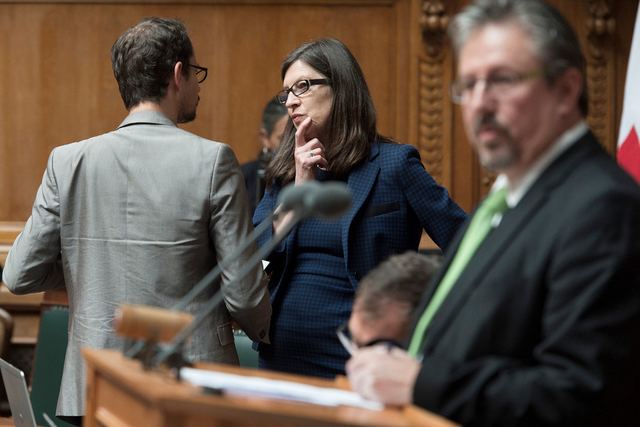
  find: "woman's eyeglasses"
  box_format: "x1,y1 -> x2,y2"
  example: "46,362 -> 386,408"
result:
276,78 -> 330,104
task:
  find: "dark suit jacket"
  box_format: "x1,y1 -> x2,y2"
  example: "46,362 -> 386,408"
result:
240,159 -> 261,216
254,140 -> 467,339
412,131 -> 640,426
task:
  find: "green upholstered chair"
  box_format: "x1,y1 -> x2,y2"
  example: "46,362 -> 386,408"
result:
234,330 -> 258,369
29,306 -> 74,427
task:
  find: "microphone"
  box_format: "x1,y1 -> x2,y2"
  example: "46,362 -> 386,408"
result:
151,181 -> 351,367
306,181 -> 352,219
124,180 -> 337,360
278,180 -> 321,211
277,180 -> 351,219
171,181 -> 328,315
124,206 -> 276,359
115,304 -> 193,343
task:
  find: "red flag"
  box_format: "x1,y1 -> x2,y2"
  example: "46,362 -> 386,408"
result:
618,7 -> 640,183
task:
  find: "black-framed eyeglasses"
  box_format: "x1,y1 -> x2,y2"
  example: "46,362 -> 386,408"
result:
336,322 -> 403,356
450,69 -> 544,105
275,78 -> 330,104
188,64 -> 208,84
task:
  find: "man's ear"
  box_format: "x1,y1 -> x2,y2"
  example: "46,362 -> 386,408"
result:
555,67 -> 583,116
173,61 -> 184,90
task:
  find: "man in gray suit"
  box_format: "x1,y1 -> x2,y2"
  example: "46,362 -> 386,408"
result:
2,17 -> 271,424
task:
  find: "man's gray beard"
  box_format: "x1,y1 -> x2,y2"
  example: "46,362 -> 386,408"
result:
480,152 -> 516,172
478,140 -> 520,172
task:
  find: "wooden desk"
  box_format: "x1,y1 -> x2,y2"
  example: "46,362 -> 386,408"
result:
84,349 -> 457,427
0,220 -> 66,346
0,222 -> 23,245
0,222 -> 23,266
0,416 -> 15,426
0,245 -> 9,269
0,285 -> 43,346
0,284 -> 44,385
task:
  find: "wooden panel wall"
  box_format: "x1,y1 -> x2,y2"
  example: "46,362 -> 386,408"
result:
0,0 -> 416,220
418,0 -> 638,209
0,0 -> 636,223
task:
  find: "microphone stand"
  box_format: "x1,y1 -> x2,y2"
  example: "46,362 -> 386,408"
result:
121,180 -> 350,370
152,208 -> 306,372
124,209 -> 277,360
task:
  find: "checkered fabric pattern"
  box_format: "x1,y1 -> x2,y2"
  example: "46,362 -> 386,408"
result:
252,140 -> 466,377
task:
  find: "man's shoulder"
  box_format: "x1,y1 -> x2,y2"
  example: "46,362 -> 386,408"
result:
542,136 -> 640,215
48,134 -> 106,158
47,128 -> 230,173
65,126 -> 226,150
157,126 -> 226,149
563,135 -> 639,195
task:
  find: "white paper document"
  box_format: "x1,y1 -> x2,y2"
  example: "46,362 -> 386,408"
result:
180,367 -> 383,411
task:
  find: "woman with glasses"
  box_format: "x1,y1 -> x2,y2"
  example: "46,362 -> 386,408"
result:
254,38 -> 466,378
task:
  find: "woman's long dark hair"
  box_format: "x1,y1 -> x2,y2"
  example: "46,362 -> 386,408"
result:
267,38 -> 378,186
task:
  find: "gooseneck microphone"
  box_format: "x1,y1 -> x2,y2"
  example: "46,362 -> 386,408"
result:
277,180 -> 352,219
123,201 -> 276,358
122,181 -> 351,365
124,181 -> 321,359
151,181 -> 351,367
305,182 -> 353,219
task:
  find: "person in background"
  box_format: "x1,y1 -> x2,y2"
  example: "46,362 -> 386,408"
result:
347,1 -> 640,425
337,251 -> 440,354
254,38 -> 466,379
241,99 -> 288,215
2,17 -> 271,425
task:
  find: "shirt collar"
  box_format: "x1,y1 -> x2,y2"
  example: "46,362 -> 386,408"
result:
117,110 -> 176,129
491,120 -> 588,208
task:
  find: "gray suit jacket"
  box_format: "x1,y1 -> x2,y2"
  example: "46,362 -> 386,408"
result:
2,110 -> 271,417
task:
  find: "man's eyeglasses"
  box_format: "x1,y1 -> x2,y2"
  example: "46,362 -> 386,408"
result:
188,64 -> 208,84
450,69 -> 544,105
336,322 -> 403,356
276,79 -> 330,104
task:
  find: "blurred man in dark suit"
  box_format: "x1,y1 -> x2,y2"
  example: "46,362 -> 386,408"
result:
347,1 -> 640,425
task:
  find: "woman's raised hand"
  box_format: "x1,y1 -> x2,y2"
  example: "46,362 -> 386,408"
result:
294,117 -> 328,184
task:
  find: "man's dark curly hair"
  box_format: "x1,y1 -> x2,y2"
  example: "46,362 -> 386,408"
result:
111,17 -> 193,109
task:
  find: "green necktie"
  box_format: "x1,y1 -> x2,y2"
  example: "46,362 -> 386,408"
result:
408,188 -> 508,356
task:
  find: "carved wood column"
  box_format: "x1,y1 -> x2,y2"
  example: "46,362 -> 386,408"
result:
585,0 -> 617,153
418,0 -> 449,184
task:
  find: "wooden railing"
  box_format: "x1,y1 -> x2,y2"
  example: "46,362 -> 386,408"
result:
0,222 -> 23,268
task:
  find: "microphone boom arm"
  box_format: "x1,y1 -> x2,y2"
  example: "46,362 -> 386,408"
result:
153,209 -> 304,367
124,209 -> 276,359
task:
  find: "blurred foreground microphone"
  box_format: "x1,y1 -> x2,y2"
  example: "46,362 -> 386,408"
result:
153,181 -> 352,366
123,180 -> 326,358
115,304 -> 193,343
122,181 -> 351,366
277,180 -> 352,220
115,304 -> 194,369
305,181 -> 353,219
278,180 -> 320,211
